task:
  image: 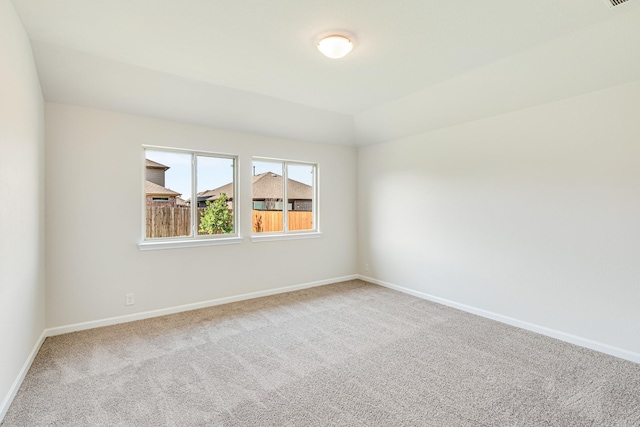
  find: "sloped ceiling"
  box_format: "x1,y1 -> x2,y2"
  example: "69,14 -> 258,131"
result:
10,0 -> 640,145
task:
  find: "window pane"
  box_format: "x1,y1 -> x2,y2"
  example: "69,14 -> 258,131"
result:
197,156 -> 235,235
252,161 -> 283,233
287,163 -> 314,231
145,150 -> 192,238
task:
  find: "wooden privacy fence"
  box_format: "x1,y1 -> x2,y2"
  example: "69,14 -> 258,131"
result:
146,207 -> 313,238
146,206 -> 194,238
252,211 -> 313,233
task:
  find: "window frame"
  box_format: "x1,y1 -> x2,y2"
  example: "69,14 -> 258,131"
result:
139,145 -> 242,250
250,157 -> 321,242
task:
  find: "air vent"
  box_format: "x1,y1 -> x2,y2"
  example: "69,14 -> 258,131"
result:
604,0 -> 631,7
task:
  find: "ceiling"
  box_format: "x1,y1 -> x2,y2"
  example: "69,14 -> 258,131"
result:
10,0 -> 640,145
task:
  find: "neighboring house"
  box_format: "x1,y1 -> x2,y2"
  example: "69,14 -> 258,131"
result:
145,159 -> 182,206
196,171 -> 312,211
145,159 -> 168,186
195,182 -> 234,210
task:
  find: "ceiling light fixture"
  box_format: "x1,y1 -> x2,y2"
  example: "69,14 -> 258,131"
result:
317,35 -> 353,59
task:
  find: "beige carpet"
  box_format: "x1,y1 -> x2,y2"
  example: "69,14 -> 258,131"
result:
3,280 -> 639,426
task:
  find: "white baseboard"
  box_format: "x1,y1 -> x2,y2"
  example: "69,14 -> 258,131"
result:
0,330 -> 47,422
359,275 -> 640,364
46,275 -> 359,337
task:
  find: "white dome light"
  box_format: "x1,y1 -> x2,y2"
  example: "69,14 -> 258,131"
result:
317,35 -> 353,59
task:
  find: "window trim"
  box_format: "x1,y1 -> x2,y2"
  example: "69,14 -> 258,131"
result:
139,236 -> 244,250
139,145 -> 242,250
250,231 -> 322,243
251,156 -> 320,239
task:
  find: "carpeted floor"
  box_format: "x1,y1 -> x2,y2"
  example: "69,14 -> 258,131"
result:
3,280 -> 640,426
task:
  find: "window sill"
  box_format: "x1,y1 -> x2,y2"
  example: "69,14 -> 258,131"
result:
138,236 -> 244,251
250,231 -> 322,243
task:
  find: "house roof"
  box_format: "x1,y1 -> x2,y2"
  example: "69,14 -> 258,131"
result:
145,180 -> 181,197
197,171 -> 312,202
252,172 -> 312,200
198,182 -> 234,201
146,159 -> 169,170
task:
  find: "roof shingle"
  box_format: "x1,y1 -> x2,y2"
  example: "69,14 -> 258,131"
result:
145,180 -> 181,197
145,159 -> 169,170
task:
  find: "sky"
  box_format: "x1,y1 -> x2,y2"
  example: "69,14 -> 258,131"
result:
146,150 -> 314,200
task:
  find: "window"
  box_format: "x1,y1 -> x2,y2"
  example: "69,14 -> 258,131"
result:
252,158 -> 318,239
140,146 -> 240,249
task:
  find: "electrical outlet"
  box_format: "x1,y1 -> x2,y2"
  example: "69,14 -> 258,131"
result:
364,263 -> 369,272
125,293 -> 135,306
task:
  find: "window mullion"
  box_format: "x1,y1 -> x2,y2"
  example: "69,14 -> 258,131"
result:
232,158 -> 237,236
283,162 -> 288,232
191,154 -> 197,237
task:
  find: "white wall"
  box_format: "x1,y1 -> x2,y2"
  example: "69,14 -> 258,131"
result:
45,103 -> 357,328
0,0 -> 45,417
358,80 -> 640,358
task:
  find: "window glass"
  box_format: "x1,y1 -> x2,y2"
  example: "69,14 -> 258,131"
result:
252,161 -> 284,233
145,150 -> 192,239
287,163 -> 314,231
196,156 -> 235,235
